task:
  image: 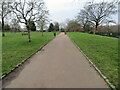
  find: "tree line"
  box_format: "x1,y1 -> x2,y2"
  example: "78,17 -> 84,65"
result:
48,22 -> 59,32
0,0 -> 119,41
76,0 -> 118,34
64,0 -> 118,37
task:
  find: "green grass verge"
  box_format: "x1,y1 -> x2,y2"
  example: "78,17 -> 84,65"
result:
0,32 -> 2,77
2,32 -> 59,76
68,32 -> 118,88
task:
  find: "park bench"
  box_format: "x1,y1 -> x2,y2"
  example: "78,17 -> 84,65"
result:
22,33 -> 28,36
116,36 -> 120,38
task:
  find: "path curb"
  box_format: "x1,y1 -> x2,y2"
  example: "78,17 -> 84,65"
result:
1,35 -> 57,79
69,37 -> 116,90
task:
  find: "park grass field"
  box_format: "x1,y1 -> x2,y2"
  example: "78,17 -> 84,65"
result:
68,32 -> 118,88
2,32 -> 58,76
0,32 -> 2,77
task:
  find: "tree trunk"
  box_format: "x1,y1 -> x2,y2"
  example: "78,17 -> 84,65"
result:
107,23 -> 110,36
2,17 -> 5,37
93,28 -> 96,34
83,25 -> 86,32
41,26 -> 43,36
26,25 -> 31,42
28,30 -> 31,42
94,24 -> 98,34
42,31 -> 43,36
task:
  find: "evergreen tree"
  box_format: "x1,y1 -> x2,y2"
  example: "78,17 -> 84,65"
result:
4,24 -> 11,32
48,23 -> 54,32
28,21 -> 36,31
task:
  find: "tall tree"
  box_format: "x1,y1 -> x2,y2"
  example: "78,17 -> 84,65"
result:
76,10 -> 88,31
48,23 -> 54,32
11,0 -> 48,42
37,17 -> 49,36
105,20 -> 116,35
40,20 -> 47,36
0,1 -> 12,36
66,20 -> 81,32
77,1 -> 117,34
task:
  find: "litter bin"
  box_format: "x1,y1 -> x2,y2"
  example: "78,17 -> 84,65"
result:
54,32 -> 56,37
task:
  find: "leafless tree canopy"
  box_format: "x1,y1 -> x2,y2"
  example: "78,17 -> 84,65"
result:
76,0 -> 117,34
66,20 -> 81,32
11,0 -> 48,24
10,0 -> 49,42
0,2 -> 12,17
0,1 -> 12,36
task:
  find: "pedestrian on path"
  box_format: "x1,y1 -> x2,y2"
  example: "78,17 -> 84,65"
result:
64,31 -> 67,35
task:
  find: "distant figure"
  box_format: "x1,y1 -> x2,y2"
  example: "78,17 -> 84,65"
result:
64,31 -> 67,35
54,32 -> 56,37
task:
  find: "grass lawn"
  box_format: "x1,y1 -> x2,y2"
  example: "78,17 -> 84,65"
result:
2,32 -> 59,76
0,32 -> 2,77
68,32 -> 118,88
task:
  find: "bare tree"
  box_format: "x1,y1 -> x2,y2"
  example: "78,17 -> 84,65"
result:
0,1 -> 12,36
66,20 -> 81,32
59,23 -> 66,32
76,10 -> 93,32
11,18 -> 21,32
11,0 -> 48,42
37,15 -> 49,36
37,19 -> 46,36
105,20 -> 116,35
78,1 -> 117,34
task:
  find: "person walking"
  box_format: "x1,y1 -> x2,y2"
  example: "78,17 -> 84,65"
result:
64,31 -> 67,35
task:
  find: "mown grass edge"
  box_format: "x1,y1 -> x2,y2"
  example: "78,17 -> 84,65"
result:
1,35 -> 57,79
68,35 -> 116,90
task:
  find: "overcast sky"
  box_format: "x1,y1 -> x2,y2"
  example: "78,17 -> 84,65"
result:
44,0 -> 118,24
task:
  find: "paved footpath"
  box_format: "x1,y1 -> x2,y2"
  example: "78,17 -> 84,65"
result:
3,33 -> 110,88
